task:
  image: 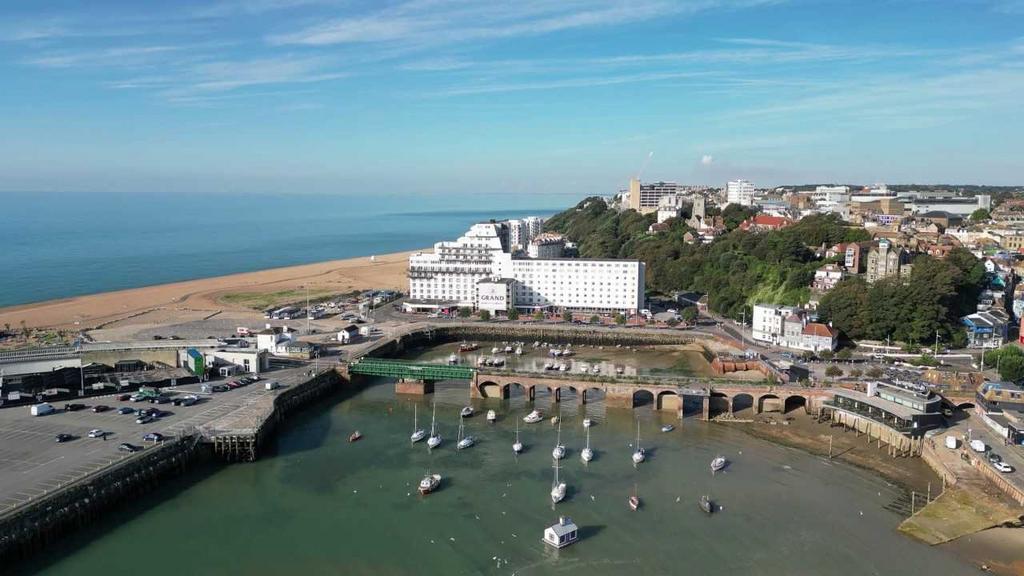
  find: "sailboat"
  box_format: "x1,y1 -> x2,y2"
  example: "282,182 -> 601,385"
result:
580,425 -> 593,463
513,421 -> 523,454
457,414 -> 475,450
427,401 -> 442,449
628,484 -> 640,511
410,404 -> 426,443
551,419 -> 565,460
631,420 -> 645,466
550,457 -> 567,504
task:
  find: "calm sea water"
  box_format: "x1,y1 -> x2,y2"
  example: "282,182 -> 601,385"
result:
15,376 -> 976,576
0,191 -> 567,307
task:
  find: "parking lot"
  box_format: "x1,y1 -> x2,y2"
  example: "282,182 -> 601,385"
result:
0,364 -> 322,513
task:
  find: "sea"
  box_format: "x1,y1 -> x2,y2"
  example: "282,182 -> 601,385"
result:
0,191 -> 570,308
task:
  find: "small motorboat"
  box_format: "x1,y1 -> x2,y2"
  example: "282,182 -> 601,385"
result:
615,366 -> 625,375
349,430 -> 362,442
628,485 -> 640,511
582,418 -> 592,428
460,406 -> 474,418
419,473 -> 442,495
550,416 -> 560,426
711,456 -> 727,473
591,365 -> 600,374
458,342 -> 479,352
491,357 -> 505,367
558,363 -> 569,372
492,347 -> 501,354
661,424 -> 675,433
544,362 -> 555,370
504,345 -> 513,353
699,495 -> 714,514
487,409 -> 497,423
523,410 -> 543,424
447,353 -> 459,365
515,346 -> 523,355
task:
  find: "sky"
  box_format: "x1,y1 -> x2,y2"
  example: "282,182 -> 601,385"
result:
0,0 -> 1022,195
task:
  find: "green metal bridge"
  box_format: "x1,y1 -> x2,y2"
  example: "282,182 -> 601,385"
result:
348,357 -> 475,381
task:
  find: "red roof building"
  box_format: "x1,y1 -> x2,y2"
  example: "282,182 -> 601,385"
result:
739,214 -> 793,232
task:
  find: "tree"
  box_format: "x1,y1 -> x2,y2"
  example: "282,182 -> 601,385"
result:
849,368 -> 863,378
507,309 -> 519,321
458,307 -> 472,319
983,346 -> 1024,381
562,310 -> 574,323
825,365 -> 843,379
614,312 -> 627,325
533,310 -> 545,321
836,349 -> 852,361
970,208 -> 990,222
478,310 -> 491,321
819,350 -> 834,361
589,314 -> 601,324
681,307 -> 698,323
666,317 -> 680,327
866,366 -> 883,378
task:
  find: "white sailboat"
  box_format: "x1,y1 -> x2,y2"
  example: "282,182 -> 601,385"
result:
410,404 -> 426,443
457,415 -> 475,450
513,421 -> 523,454
631,420 -> 645,466
550,457 -> 567,504
427,401 -> 442,449
580,425 -> 593,463
551,419 -> 565,460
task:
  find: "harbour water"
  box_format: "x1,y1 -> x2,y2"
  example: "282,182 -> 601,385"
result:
16,378 -> 977,576
0,191 -> 564,307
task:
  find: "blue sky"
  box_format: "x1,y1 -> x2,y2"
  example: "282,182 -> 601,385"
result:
0,0 -> 1022,194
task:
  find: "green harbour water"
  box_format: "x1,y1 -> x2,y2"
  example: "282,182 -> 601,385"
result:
16,377 -> 979,576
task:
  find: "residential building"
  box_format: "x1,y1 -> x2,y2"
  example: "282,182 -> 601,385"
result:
975,381 -> 1024,445
866,239 -> 912,283
726,179 -> 755,206
962,309 -> 1011,348
508,216 -> 546,250
527,232 -> 566,259
823,380 -> 944,437
812,264 -> 845,292
751,304 -> 837,352
628,179 -> 690,214
738,214 -> 792,232
656,194 -> 687,223
812,185 -> 851,217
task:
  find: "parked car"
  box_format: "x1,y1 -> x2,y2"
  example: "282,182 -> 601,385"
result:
92,405 -> 110,413
118,443 -> 140,453
212,385 -> 229,393
136,415 -> 154,425
142,432 -> 165,442
226,381 -> 241,389
55,433 -> 74,443
130,393 -> 147,402
64,403 -> 86,412
988,452 -> 1002,464
117,393 -> 132,401
87,429 -> 107,438
993,461 -> 1015,473
152,396 -> 170,404
118,407 -> 135,415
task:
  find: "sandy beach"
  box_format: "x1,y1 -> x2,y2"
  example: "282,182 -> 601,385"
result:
0,250 -> 415,331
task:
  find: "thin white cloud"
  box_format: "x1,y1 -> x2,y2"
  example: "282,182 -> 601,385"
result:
701,154 -> 714,165
431,70 -> 713,96
26,45 -> 183,69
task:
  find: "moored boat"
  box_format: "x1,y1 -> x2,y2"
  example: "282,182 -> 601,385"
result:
523,410 -> 543,424
552,420 -> 565,460
349,430 -> 362,442
699,495 -> 714,514
581,425 -> 593,463
410,404 -> 426,443
447,353 -> 459,365
631,420 -> 645,465
460,406 -> 474,418
628,484 -> 640,511
427,401 -> 442,449
419,473 -> 442,495
456,415 -> 475,450
711,456 -> 727,472
550,457 -> 567,504
487,409 -> 497,423
458,342 -> 479,352
661,423 -> 675,433
513,421 -> 523,454
582,418 -> 592,428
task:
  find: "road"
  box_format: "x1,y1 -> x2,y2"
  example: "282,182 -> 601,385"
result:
948,413 -> 1024,494
0,363 -> 319,514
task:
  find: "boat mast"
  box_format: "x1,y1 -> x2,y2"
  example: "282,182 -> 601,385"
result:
585,426 -> 590,451
413,404 -> 418,433
430,402 -> 437,436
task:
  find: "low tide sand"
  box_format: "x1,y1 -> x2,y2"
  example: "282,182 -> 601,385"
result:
0,250 -> 415,330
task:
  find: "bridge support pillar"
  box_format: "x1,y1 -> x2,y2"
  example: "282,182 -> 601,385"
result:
528,386 -> 535,401
396,379 -> 433,395
553,388 -> 561,403
701,396 -> 710,421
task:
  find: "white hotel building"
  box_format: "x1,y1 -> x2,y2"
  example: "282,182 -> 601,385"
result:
407,222 -> 645,315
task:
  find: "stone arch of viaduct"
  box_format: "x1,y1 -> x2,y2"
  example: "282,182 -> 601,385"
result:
470,373 -> 830,416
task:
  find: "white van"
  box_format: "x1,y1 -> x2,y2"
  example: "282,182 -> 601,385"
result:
945,436 -> 958,450
30,403 -> 55,416
970,439 -> 986,453
265,381 -> 281,391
